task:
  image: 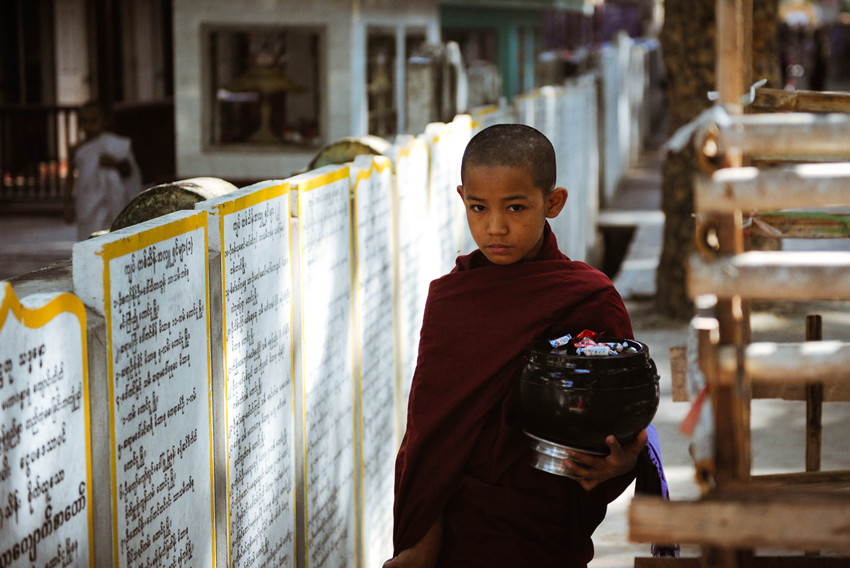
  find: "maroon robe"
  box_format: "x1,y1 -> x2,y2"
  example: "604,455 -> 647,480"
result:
393,225 -> 637,567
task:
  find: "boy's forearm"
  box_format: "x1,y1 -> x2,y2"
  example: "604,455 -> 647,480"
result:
385,516 -> 443,568
596,463 -> 639,502
419,515 -> 443,567
416,516 -> 443,567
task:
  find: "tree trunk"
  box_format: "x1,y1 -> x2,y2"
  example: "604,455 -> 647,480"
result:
656,0 -> 779,319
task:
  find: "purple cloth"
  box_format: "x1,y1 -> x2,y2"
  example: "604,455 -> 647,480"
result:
641,424 -> 679,557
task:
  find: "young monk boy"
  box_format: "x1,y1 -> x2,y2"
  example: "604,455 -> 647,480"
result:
386,124 -> 674,567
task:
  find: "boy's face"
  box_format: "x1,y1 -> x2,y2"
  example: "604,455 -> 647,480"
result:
458,165 -> 567,265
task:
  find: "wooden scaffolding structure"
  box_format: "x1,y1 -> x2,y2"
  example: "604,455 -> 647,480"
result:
628,1 -> 850,567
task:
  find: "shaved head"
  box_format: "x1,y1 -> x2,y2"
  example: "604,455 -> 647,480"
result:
460,124 -> 556,193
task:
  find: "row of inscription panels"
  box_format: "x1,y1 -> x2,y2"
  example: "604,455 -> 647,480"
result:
0,127 -> 471,568
512,79 -> 599,262
0,63 -> 650,567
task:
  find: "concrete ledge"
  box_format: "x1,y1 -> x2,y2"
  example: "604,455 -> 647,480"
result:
610,215 -> 664,299
598,210 -> 665,228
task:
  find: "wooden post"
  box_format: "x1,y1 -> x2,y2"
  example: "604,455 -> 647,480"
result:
712,0 -> 753,489
716,0 -> 750,114
805,315 -> 823,473
805,314 -> 824,558
708,1 -> 753,566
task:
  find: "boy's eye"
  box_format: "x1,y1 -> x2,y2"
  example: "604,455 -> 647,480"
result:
507,204 -> 525,212
470,204 -> 485,212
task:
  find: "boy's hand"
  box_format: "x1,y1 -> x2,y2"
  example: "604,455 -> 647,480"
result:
562,429 -> 648,492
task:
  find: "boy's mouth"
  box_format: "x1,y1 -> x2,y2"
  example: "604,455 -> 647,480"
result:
486,244 -> 511,254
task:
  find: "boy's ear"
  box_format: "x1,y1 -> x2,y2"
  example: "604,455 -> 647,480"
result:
545,187 -> 568,218
456,185 -> 465,200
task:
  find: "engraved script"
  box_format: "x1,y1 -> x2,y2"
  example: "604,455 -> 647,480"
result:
108,228 -> 213,568
429,134 -> 462,275
223,198 -> 295,566
395,146 -> 431,401
299,178 -> 357,567
354,169 -> 396,566
0,291 -> 90,567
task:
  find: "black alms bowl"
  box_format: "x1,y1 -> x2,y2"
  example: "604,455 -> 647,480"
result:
518,338 -> 659,474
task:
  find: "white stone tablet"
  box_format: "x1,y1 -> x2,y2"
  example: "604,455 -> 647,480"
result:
426,120 -> 469,276
0,283 -> 92,568
72,211 -> 215,568
392,137 -> 432,407
199,180 -> 297,567
351,156 -> 396,566
290,166 -> 357,568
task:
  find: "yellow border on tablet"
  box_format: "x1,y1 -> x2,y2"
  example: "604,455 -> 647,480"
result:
293,166 -> 349,196
0,282 -> 93,567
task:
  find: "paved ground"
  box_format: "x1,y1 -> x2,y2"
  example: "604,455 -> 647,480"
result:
0,213 -> 76,281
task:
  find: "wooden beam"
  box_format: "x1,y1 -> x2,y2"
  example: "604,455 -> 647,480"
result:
695,163 -> 850,213
629,491 -> 850,553
750,87 -> 850,114
717,341 -> 850,385
748,213 -> 850,240
752,381 -> 850,401
688,251 -> 850,300
635,557 -> 850,568
670,347 -> 850,401
752,470 -> 850,488
707,113 -> 850,162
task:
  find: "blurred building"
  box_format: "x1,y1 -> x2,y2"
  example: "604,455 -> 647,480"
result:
0,0 -> 656,210
1,0 -> 175,209
443,0 -> 658,101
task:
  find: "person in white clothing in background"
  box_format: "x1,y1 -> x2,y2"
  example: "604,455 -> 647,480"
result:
64,101 -> 142,240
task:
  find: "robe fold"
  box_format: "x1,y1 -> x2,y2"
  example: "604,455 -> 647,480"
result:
393,225 -> 666,567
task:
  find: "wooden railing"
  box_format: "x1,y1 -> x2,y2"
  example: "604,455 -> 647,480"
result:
0,104 -> 78,211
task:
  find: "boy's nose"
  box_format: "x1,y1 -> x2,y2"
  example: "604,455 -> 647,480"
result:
486,214 -> 508,235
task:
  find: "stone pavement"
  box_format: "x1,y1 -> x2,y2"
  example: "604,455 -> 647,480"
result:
0,213 -> 76,281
